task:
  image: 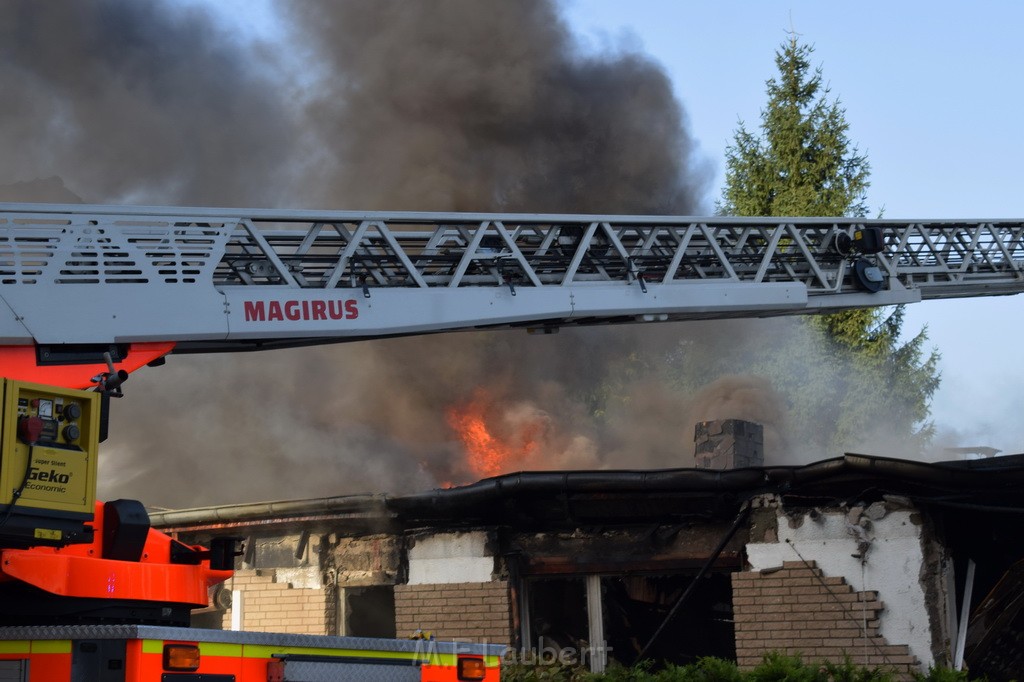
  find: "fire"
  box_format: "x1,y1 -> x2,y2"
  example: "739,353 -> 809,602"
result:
446,389 -> 542,480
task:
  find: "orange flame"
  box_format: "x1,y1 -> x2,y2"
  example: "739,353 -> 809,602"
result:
446,389 -> 541,480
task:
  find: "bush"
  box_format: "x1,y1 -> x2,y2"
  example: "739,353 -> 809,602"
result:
911,668 -> 979,682
500,659 -> 589,682
821,657 -> 896,682
500,654 -> 985,682
745,652 -> 829,682
660,658 -> 746,682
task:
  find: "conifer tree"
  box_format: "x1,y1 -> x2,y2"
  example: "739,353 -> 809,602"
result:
719,39 -> 940,453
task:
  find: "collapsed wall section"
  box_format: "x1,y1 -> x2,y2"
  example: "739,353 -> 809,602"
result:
215,568 -> 327,635
732,561 -> 917,678
740,495 -> 953,673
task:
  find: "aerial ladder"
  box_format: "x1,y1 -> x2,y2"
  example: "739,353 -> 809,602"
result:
0,204 -> 1021,372
0,203 -> 1020,680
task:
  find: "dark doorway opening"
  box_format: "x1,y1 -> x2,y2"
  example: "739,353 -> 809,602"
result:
343,585 -> 396,638
522,571 -> 735,668
526,577 -> 589,657
603,573 -> 735,666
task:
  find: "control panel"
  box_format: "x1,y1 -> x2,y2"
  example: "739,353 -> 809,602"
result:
0,380 -> 100,546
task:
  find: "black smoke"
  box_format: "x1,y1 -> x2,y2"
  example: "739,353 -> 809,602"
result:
0,1 -> 301,206
287,1 -> 705,214
1,0 -> 724,506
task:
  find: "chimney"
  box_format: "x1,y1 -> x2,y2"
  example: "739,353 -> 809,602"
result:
694,419 -> 764,469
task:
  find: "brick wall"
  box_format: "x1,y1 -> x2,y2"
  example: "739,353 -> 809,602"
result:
222,569 -> 327,634
394,581 -> 511,644
732,560 -> 919,679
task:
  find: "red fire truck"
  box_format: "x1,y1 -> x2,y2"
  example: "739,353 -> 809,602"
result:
0,380 -> 501,681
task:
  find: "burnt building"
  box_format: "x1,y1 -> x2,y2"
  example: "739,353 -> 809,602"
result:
152,453 -> 1024,680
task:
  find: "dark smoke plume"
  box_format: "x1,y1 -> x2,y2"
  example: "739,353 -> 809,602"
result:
3,0 -> 831,508
289,1 -> 705,214
0,1 -> 301,207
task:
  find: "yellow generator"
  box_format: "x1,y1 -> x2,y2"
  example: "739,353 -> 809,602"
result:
0,380 -> 99,547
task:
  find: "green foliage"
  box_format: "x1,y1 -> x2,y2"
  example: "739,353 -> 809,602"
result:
603,659 -> 745,682
594,660 -> 657,682
684,655 -> 749,679
821,656 -> 897,682
911,667 -> 980,682
745,652 -> 830,682
500,659 -> 589,682
718,41 -> 869,218
713,37 -> 940,454
500,655 -> 986,682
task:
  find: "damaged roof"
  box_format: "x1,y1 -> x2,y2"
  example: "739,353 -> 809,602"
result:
150,452 -> 1024,532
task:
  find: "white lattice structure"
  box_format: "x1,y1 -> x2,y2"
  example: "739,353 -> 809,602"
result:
0,204 -> 1021,351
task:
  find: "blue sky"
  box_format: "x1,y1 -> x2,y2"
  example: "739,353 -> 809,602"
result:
560,1 -> 1024,454
563,1 -> 1023,218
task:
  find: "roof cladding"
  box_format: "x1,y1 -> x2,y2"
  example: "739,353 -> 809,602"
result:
150,453 -> 1024,532
385,453 -> 1024,529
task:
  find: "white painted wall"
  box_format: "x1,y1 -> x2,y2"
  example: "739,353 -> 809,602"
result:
230,590 -> 242,631
276,566 -> 322,589
407,531 -> 495,585
746,505 -> 946,668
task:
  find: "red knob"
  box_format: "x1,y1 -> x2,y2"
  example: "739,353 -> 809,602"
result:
18,416 -> 44,444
